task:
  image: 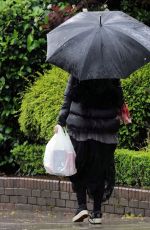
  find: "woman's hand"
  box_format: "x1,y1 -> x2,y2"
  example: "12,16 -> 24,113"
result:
54,125 -> 59,133
119,103 -> 132,125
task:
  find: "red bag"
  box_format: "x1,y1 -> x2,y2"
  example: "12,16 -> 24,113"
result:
119,103 -> 132,124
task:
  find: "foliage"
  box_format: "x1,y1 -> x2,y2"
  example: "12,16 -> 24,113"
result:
19,67 -> 69,143
44,0 -> 150,30
11,143 -> 45,175
0,0 -> 50,164
43,0 -> 108,31
115,149 -> 150,187
120,0 -> 150,26
11,143 -> 150,188
119,63 -> 150,149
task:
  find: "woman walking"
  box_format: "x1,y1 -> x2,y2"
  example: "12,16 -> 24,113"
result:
55,75 -> 125,224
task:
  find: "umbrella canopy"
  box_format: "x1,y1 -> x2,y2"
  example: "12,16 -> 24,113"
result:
46,11 -> 150,80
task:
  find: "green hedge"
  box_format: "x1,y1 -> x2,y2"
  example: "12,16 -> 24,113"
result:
115,149 -> 150,188
119,63 -> 150,149
19,67 -> 69,143
11,144 -> 150,187
11,144 -> 45,176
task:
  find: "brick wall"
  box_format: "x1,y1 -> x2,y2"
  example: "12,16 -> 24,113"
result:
0,177 -> 149,216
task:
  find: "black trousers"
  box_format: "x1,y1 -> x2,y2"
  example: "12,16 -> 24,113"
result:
69,138 -> 116,211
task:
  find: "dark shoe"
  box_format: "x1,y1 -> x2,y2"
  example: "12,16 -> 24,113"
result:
88,211 -> 102,224
72,207 -> 88,222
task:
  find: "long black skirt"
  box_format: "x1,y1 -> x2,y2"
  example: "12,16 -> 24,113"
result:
70,137 -> 117,202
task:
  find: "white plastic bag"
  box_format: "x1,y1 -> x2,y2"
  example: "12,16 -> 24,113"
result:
43,125 -> 77,176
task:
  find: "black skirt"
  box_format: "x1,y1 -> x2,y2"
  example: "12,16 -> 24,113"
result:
70,137 -> 117,202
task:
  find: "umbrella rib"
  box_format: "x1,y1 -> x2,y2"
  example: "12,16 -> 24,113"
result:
79,31 -> 99,79
104,27 -> 150,77
111,27 -> 150,52
49,28 -> 95,60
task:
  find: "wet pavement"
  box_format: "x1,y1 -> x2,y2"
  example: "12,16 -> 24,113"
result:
0,210 -> 149,230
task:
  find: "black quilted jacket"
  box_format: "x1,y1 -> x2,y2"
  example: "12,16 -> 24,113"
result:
57,75 -> 124,133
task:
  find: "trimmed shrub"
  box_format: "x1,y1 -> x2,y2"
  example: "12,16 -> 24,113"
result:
11,143 -> 45,175
119,63 -> 150,149
11,143 -> 150,187
19,67 -> 69,143
115,149 -> 150,187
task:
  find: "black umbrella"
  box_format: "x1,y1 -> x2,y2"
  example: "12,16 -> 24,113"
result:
46,11 -> 150,80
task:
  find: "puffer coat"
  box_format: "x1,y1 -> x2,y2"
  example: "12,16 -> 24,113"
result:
58,75 -> 124,134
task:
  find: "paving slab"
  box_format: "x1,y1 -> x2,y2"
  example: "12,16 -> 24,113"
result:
0,210 -> 149,230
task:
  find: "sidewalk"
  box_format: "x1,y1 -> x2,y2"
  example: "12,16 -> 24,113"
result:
0,210 -> 150,230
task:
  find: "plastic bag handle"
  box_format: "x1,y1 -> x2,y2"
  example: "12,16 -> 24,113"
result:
57,125 -> 67,137
57,125 -> 68,135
